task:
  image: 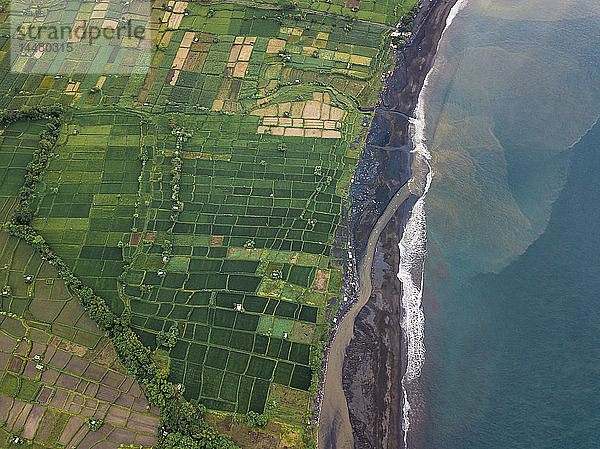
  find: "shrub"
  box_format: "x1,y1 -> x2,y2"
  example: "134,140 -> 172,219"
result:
86,417 -> 103,431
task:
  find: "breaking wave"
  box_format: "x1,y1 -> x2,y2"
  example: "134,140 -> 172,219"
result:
399,0 -> 469,446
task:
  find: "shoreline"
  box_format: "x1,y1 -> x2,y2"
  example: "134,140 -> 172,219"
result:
317,1 -> 460,448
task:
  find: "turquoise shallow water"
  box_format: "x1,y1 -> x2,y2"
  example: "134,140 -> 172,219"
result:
417,1 -> 600,447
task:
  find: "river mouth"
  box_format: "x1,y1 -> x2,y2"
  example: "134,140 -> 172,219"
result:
317,2 -> 461,448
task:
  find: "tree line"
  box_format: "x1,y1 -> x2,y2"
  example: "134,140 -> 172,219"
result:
2,106 -> 238,449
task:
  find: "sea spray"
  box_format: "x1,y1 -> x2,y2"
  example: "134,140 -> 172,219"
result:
398,161 -> 430,445
399,0 -> 469,445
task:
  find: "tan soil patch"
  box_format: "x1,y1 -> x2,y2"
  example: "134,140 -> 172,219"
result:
102,19 -> 118,29
312,269 -> 329,291
263,116 -> 278,126
323,130 -> 342,138
302,100 -> 321,119
330,107 -> 345,120
68,21 -> 87,42
267,38 -> 286,53
211,236 -> 224,246
238,45 -> 253,61
168,13 -> 183,29
95,343 -> 116,366
173,1 -> 188,13
60,341 -> 88,357
284,128 -> 304,137
91,10 -> 106,19
172,47 -> 189,69
304,129 -> 322,138
305,119 -> 324,128
290,102 -> 304,118
229,45 -> 241,62
181,31 -> 195,48
233,61 -> 248,78
252,92 -> 345,138
278,102 -> 291,115
169,69 -> 180,86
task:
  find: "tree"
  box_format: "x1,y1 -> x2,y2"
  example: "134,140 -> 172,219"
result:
243,411 -> 268,428
276,0 -> 295,9
156,323 -> 178,349
86,417 -> 103,431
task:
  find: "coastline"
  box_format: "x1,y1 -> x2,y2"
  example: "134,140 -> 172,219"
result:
318,1 -> 460,448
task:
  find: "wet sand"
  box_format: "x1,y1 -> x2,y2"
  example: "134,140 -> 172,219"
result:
318,1 -> 459,448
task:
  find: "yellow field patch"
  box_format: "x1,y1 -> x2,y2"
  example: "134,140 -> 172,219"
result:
169,69 -> 180,85
95,76 -> 107,89
168,13 -> 183,29
251,91 -> 345,138
266,38 -> 286,54
333,52 -> 351,62
349,54 -> 372,66
238,45 -> 253,61
172,47 -> 189,69
181,31 -> 195,48
233,61 -> 248,78
173,1 -> 188,13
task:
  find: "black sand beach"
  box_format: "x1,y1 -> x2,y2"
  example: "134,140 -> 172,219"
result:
319,1 -> 460,448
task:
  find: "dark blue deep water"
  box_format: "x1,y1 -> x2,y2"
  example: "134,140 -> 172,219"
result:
417,1 -> 600,447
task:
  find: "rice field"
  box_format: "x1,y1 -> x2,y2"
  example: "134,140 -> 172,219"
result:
0,0 -> 418,445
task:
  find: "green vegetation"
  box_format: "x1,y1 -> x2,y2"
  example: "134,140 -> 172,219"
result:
241,411 -> 268,428
0,0 -> 422,446
85,417 -> 103,431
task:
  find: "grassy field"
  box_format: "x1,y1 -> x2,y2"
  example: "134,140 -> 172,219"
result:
0,0 -> 420,446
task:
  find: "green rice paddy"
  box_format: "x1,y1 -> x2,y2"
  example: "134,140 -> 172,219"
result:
0,0 -> 418,444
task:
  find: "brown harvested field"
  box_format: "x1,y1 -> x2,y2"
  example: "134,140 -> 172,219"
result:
208,414 -> 281,449
0,317 -> 160,448
312,268 -> 330,291
211,235 -> 224,246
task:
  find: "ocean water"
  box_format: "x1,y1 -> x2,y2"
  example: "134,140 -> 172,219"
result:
409,0 -> 600,447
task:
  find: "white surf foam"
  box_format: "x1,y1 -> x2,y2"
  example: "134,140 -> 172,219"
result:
399,0 -> 469,446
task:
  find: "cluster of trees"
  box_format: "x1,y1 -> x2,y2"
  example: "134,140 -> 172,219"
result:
2,106 -> 240,449
161,239 -> 173,264
159,400 -> 238,449
397,3 -> 419,32
309,339 -> 327,394
86,417 -> 104,431
169,119 -> 191,225
156,322 -> 179,349
2,106 -> 64,227
242,411 -> 269,429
